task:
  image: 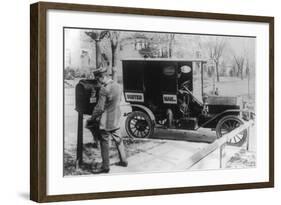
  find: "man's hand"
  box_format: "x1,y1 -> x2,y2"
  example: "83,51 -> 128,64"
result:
90,115 -> 100,121
85,117 -> 100,130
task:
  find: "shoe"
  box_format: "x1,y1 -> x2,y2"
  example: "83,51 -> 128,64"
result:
115,161 -> 128,167
92,162 -> 103,169
92,167 -> 110,174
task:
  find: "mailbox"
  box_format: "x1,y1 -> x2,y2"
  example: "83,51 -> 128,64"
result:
75,79 -> 100,115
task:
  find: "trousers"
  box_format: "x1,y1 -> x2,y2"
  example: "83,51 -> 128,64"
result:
95,128 -> 127,170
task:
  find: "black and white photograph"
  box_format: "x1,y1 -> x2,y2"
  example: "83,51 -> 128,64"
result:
63,27 -> 256,176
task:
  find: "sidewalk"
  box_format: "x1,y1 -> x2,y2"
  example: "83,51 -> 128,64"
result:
110,139 -> 207,174
110,138 -> 254,174
109,124 -> 256,174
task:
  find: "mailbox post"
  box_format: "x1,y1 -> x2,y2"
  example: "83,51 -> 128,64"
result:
76,112 -> 83,168
75,79 -> 100,169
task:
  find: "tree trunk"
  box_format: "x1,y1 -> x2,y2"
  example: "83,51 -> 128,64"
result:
215,61 -> 220,82
95,40 -> 102,69
111,44 -> 118,80
168,34 -> 174,58
168,45 -> 172,58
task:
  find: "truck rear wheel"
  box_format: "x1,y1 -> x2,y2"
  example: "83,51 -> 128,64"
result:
125,111 -> 154,138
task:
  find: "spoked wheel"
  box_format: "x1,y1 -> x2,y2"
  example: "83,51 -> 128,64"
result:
125,111 -> 154,138
216,115 -> 248,147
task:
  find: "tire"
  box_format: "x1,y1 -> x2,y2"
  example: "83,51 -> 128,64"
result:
125,111 -> 154,138
216,115 -> 248,147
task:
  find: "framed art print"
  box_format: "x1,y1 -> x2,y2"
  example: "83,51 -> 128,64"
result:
30,2 -> 274,202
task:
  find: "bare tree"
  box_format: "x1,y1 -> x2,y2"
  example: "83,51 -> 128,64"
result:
231,39 -> 254,81
87,31 -> 140,80
155,33 -> 175,58
206,37 -> 227,82
108,31 -> 120,80
139,33 -> 176,58
233,55 -> 245,79
167,33 -> 175,58
231,45 -> 252,80
85,30 -> 109,69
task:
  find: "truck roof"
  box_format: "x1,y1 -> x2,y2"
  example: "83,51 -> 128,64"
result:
121,58 -> 207,62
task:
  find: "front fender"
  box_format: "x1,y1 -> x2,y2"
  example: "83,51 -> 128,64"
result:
125,104 -> 156,123
200,109 -> 242,128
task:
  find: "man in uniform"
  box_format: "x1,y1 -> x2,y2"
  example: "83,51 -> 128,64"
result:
86,66 -> 128,174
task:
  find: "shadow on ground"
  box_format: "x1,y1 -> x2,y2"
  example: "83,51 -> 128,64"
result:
152,128 -> 216,143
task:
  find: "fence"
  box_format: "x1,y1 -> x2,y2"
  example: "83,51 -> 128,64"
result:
176,120 -> 254,170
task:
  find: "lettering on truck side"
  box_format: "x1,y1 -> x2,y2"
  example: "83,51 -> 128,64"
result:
125,92 -> 144,102
163,94 -> 177,104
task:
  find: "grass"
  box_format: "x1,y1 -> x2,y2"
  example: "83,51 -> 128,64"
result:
226,149 -> 256,169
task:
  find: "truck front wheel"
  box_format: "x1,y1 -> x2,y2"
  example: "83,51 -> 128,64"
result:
216,115 -> 248,147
